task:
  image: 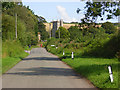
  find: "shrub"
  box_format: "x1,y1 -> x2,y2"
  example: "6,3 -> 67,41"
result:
2,40 -> 25,58
68,26 -> 82,41
116,51 -> 120,61
102,22 -> 117,34
55,27 -> 70,38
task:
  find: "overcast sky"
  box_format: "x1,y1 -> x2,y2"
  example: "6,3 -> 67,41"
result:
23,1 -> 118,23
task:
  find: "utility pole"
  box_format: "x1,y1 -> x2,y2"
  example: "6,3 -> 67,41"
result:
59,28 -> 60,39
15,13 -> 17,39
49,23 -> 51,39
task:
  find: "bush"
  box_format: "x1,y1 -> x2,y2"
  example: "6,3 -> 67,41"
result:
2,14 -> 15,41
102,22 -> 117,34
2,40 -> 25,58
55,27 -> 70,38
116,51 -> 120,61
68,26 -> 82,41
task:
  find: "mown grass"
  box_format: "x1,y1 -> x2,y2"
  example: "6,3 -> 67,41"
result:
2,49 -> 29,74
2,41 -> 39,74
46,45 -> 119,88
62,58 -> 119,88
2,39 -> 41,74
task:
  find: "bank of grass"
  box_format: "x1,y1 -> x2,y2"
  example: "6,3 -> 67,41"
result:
2,53 -> 28,74
62,57 -> 119,88
46,41 -> 119,88
2,40 -> 39,74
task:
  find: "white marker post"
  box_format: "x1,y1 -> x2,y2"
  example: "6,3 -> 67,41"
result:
108,66 -> 113,82
72,52 -> 74,60
63,50 -> 65,56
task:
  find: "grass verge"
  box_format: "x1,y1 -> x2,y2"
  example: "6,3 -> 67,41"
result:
2,40 -> 39,74
2,52 -> 28,74
62,57 -> 119,88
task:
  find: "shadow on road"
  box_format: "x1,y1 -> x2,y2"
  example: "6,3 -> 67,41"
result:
22,57 -> 60,61
5,67 -> 80,78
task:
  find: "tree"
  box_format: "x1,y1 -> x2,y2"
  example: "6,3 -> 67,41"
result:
2,14 -> 15,41
68,26 -> 82,41
38,16 -> 47,23
55,27 -> 70,38
102,22 -> 117,34
2,2 -> 39,46
77,2 -> 120,23
38,22 -> 49,40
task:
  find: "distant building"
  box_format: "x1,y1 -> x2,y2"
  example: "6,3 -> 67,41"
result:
51,19 -> 63,37
43,19 -> 77,38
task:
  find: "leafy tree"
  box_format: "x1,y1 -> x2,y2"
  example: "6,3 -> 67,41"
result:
38,22 -> 49,40
2,2 -> 39,46
55,27 -> 70,38
2,2 -> 15,11
2,14 -> 15,41
36,16 -> 47,23
77,2 -> 120,23
68,26 -> 82,41
102,22 -> 117,34
17,19 -> 27,46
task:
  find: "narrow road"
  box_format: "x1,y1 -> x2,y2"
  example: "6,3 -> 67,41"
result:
2,48 -> 96,88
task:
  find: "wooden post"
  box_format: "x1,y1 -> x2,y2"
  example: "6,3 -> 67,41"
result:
72,52 -> 74,60
63,50 -> 65,56
108,66 -> 113,82
59,26 -> 60,39
15,13 -> 17,39
49,23 -> 51,39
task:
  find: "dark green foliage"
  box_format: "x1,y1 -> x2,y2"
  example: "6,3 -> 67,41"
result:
2,14 -> 15,41
37,16 -> 47,23
2,40 -> 25,58
68,26 -> 82,41
47,37 -> 57,45
47,23 -> 119,59
38,22 -> 49,40
77,2 -> 120,23
55,27 -> 70,38
2,2 -> 42,46
2,2 -> 15,11
102,22 -> 117,34
81,27 -> 119,58
82,33 -> 119,58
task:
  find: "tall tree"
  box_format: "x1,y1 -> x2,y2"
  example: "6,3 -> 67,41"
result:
38,21 -> 49,40
77,1 -> 120,23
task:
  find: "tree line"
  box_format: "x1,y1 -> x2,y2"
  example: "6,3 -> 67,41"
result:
54,21 -> 119,58
2,2 -> 49,46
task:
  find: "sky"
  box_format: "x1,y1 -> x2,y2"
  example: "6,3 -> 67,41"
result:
23,1 -> 118,23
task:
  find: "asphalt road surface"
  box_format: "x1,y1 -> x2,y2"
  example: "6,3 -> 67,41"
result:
2,48 -> 97,89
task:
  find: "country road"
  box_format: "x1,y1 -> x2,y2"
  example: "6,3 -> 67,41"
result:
2,48 -> 97,89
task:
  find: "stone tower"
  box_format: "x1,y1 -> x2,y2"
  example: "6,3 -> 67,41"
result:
51,19 -> 63,37
60,19 -> 63,27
